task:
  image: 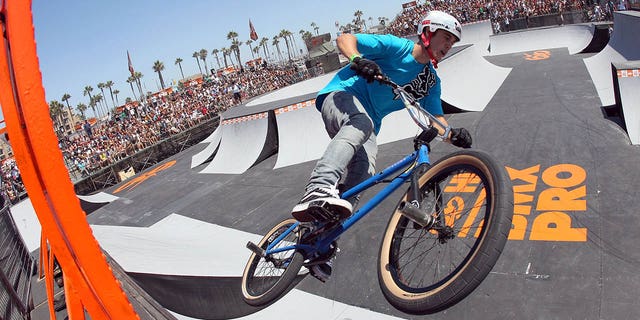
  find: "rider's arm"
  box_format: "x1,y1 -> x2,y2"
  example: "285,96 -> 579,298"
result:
336,34 -> 361,62
433,115 -> 453,141
432,115 -> 472,148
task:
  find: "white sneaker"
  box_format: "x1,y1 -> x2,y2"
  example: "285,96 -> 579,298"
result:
291,186 -> 352,222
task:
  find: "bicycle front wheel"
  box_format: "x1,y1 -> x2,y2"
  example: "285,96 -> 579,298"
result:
242,218 -> 305,306
378,150 -> 513,314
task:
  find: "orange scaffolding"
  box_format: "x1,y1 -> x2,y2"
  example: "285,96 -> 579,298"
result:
0,1 -> 139,319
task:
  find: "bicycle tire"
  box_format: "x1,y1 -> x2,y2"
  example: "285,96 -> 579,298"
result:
378,149 -> 513,314
241,218 -> 305,306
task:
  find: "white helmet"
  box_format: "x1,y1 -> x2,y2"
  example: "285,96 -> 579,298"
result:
417,10 -> 462,41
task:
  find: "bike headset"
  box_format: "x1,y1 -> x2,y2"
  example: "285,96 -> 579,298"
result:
417,10 -> 462,69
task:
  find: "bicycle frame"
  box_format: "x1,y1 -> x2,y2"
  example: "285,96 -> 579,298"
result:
265,143 -> 431,260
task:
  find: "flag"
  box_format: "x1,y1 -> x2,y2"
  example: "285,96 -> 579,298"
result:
249,19 -> 258,41
127,50 -> 135,75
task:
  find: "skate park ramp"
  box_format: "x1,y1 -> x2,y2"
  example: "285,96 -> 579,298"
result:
77,191 -> 119,214
272,100 -> 330,169
438,44 -> 511,111
488,23 -> 598,56
190,125 -> 221,168
611,61 -> 640,145
457,19 -> 493,54
584,10 -> 640,106
65,23 -> 640,319
198,112 -> 276,175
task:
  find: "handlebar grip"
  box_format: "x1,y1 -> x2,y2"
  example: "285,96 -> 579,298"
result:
376,75 -> 394,87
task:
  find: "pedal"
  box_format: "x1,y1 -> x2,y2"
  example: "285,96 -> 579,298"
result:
246,241 -> 265,258
309,269 -> 328,283
307,205 -> 339,222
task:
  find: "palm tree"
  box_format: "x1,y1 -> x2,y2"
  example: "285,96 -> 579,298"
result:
211,49 -> 221,70
199,49 -> 209,75
105,80 -> 116,109
113,89 -> 120,105
227,30 -> 238,42
311,22 -> 320,35
227,31 -> 240,67
76,102 -> 87,120
272,36 -> 283,62
97,82 -> 108,116
246,39 -> 255,60
133,71 -> 144,100
175,57 -> 185,79
230,39 -> 243,68
192,51 -> 203,74
126,77 -> 136,100
152,60 -> 166,89
378,16 -> 389,27
94,93 -> 104,117
49,100 -> 64,134
88,97 -> 98,119
221,47 -> 230,68
284,29 -> 298,59
83,85 -> 94,116
279,29 -> 293,61
300,30 -> 313,49
259,37 -> 270,59
354,10 -> 364,32
61,93 -> 74,122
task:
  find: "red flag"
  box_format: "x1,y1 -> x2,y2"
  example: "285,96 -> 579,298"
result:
249,19 -> 258,41
127,50 -> 135,75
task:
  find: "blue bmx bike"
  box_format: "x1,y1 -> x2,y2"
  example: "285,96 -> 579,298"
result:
241,77 -> 514,314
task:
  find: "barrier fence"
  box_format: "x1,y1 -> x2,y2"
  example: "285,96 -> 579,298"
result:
501,10 -> 606,32
0,196 -> 34,320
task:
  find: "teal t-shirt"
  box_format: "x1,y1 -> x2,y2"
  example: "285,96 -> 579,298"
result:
318,33 -> 442,134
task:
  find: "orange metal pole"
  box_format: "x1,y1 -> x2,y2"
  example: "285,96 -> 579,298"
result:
43,239 -> 55,317
0,1 -> 139,319
64,273 -> 87,320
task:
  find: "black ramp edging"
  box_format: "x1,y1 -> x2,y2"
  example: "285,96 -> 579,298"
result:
251,109 -> 279,169
104,252 -> 177,320
580,23 -> 611,54
611,61 -> 640,144
127,272 -> 305,319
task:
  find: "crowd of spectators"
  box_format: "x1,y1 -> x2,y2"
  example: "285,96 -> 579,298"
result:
0,158 -> 25,205
59,63 -> 312,179
386,0 -> 626,36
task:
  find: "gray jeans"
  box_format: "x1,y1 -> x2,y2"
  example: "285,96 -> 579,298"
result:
307,91 -> 378,194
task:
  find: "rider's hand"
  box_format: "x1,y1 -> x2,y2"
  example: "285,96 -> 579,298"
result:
450,128 -> 472,148
350,57 -> 382,83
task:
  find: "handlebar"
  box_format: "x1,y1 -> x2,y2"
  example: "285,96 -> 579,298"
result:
376,76 -> 451,141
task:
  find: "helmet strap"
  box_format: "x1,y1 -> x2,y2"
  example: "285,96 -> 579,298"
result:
420,31 -> 438,69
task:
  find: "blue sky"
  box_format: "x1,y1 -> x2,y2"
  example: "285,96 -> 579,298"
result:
29,1 -> 408,118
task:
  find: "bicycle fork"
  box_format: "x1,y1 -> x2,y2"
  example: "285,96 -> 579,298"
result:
397,162 -> 436,228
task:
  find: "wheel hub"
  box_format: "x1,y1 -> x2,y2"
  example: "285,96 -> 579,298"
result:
437,225 -> 455,244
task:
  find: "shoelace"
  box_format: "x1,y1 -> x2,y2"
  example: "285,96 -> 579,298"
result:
318,186 -> 340,197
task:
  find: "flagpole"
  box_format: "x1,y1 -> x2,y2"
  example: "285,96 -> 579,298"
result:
127,50 -> 144,103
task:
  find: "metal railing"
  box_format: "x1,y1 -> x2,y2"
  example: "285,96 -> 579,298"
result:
0,195 -> 34,320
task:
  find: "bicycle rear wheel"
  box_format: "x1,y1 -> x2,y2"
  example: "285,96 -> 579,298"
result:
378,150 -> 513,314
242,218 -> 305,306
